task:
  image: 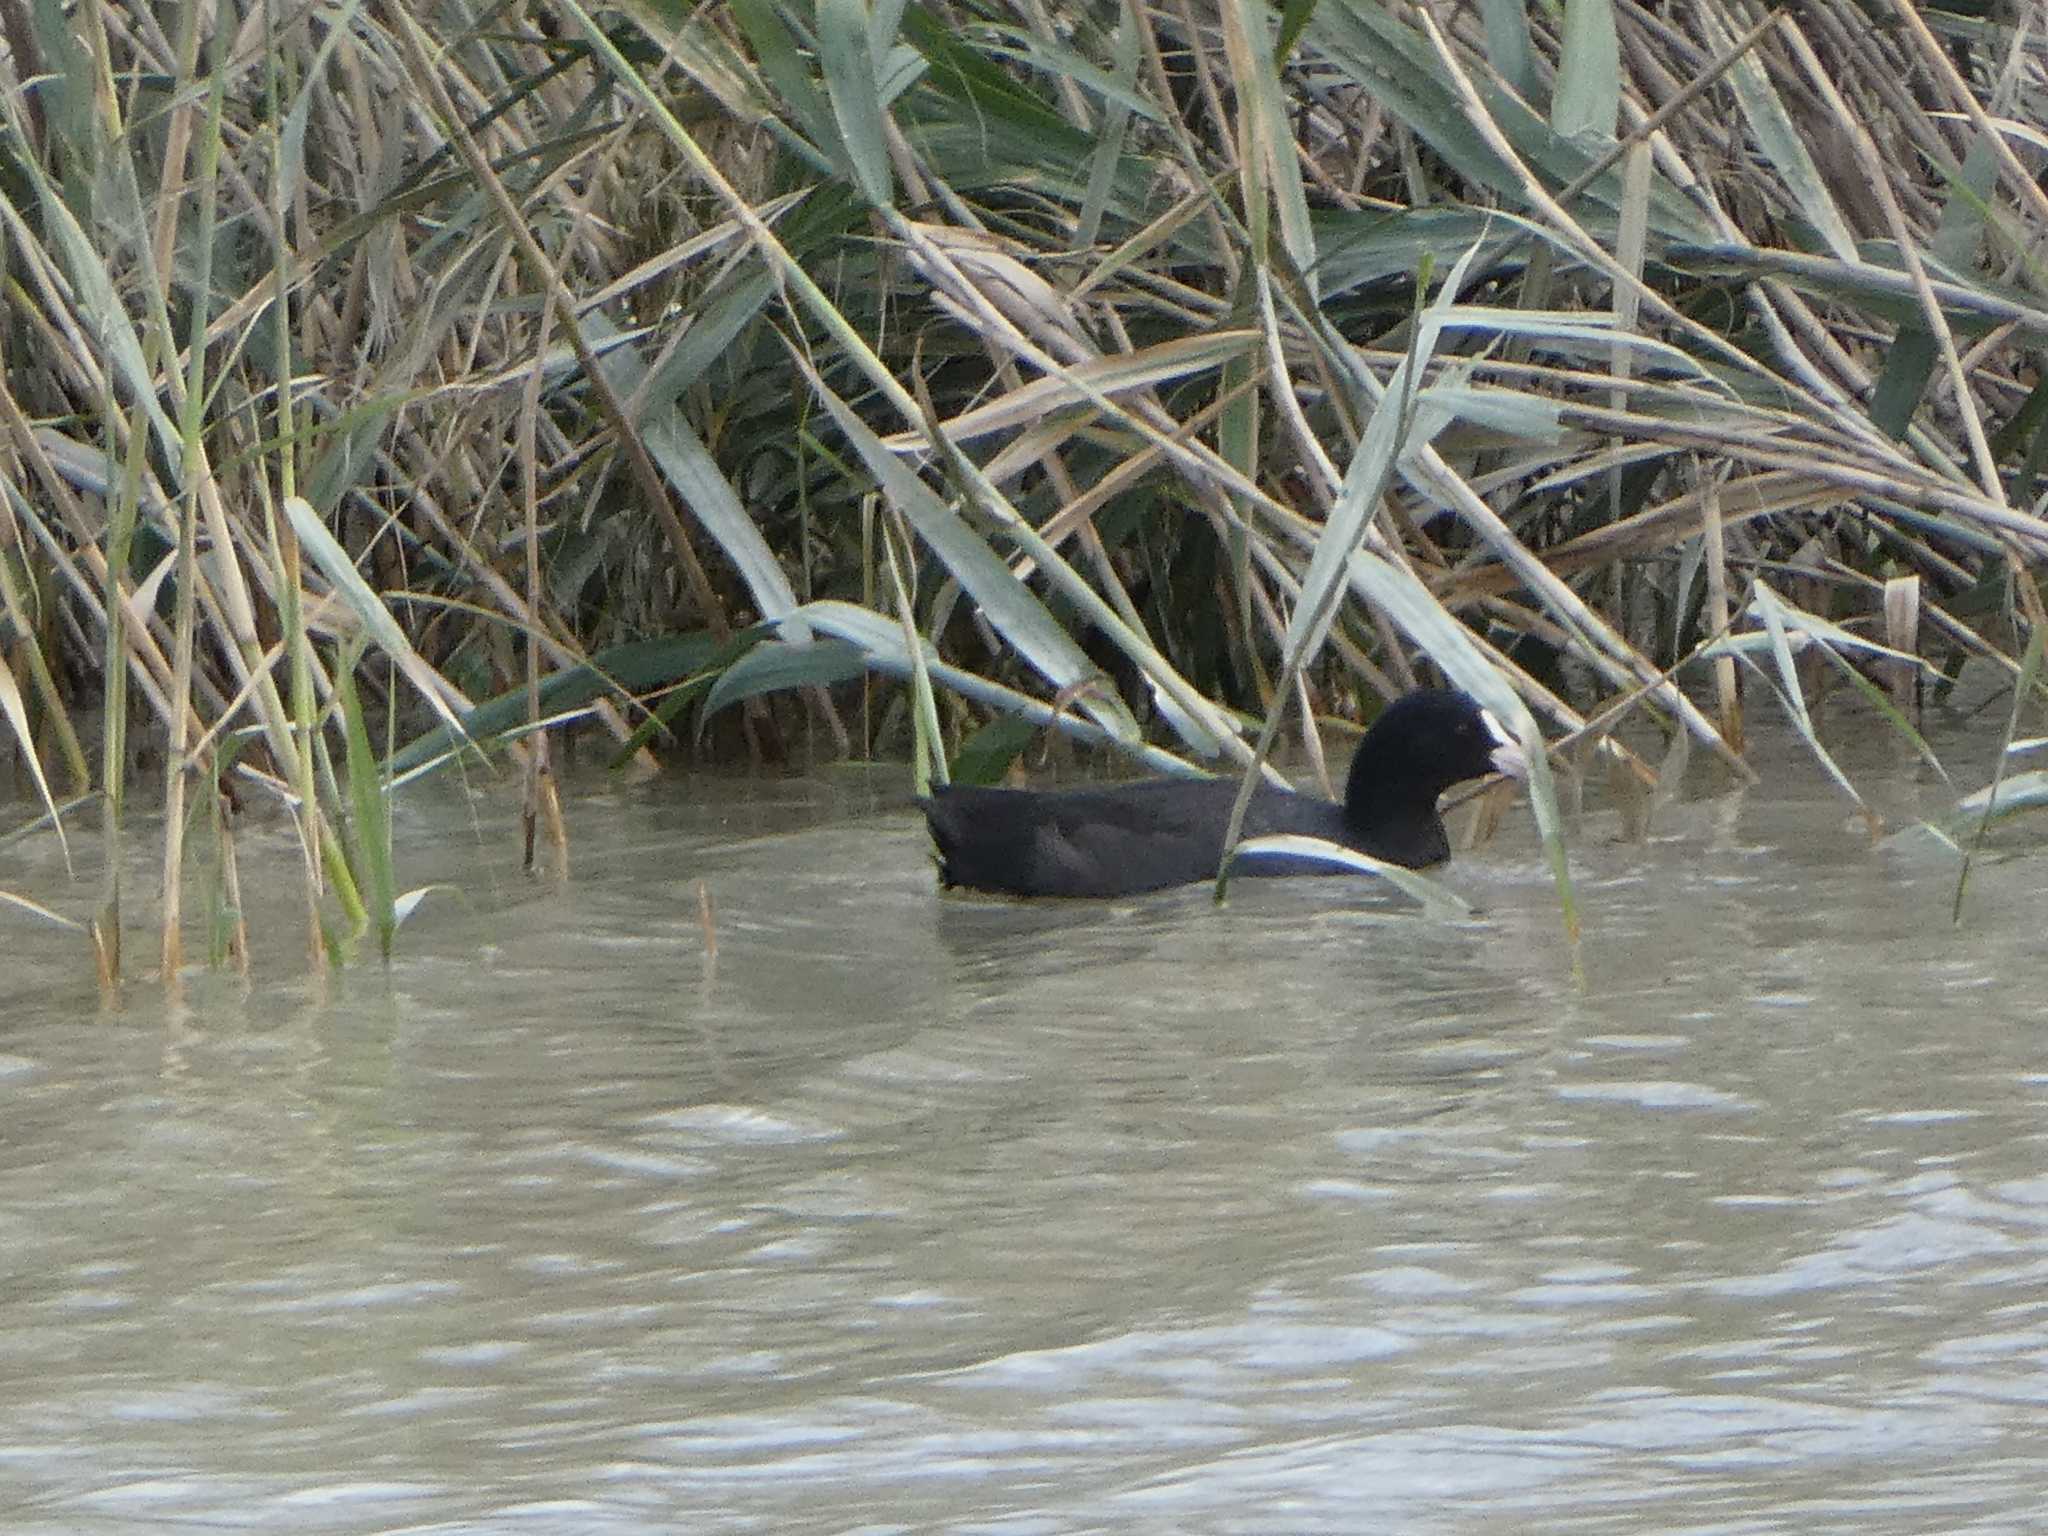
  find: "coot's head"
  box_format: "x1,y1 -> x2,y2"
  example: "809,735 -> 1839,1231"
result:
1352,688 -> 1529,803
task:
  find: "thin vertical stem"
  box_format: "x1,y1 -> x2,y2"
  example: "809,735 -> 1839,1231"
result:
95,399 -> 152,995
260,13 -> 331,970
520,282 -> 566,878
161,19 -> 228,981
1701,466 -> 1741,754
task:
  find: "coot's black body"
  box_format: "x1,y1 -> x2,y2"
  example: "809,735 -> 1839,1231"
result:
923,688 -> 1527,899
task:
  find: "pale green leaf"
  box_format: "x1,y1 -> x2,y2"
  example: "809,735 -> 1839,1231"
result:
1554,0 -> 1619,142
641,409 -> 809,641
817,0 -> 894,206
1221,833 -> 1474,916
1705,6 -> 1857,262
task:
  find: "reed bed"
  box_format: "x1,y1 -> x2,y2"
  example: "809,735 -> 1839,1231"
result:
1,0 -> 2044,978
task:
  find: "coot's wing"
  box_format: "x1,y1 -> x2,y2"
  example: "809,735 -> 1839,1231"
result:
923,780 -> 1237,897
1239,787 -> 1351,841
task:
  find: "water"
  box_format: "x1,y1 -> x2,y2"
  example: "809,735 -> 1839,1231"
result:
4,716 -> 2048,1533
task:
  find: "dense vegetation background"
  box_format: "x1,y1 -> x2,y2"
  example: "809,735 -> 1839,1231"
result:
1,0 -> 2043,976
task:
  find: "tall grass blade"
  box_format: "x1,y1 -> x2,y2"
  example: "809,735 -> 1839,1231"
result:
282,495 -> 467,738
1222,0 -> 1317,290
92,402 -> 153,994
161,20 -> 229,982
882,513 -> 946,794
5,119 -> 180,458
1074,0 -> 1140,252
1287,242 -> 1488,668
729,0 -> 838,159
206,746 -> 249,973
1746,582 -> 1874,826
1952,622 -> 2045,921
0,499 -> 88,793
1703,9 -> 1856,262
1553,0 -> 1619,141
336,648 -> 397,961
1478,0 -> 1537,101
642,410 -> 810,641
817,0 -> 896,206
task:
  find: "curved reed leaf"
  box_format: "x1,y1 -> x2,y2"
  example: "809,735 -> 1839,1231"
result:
797,600 -> 1201,777
387,633 -> 733,778
392,710 -> 600,792
1287,236 -> 1490,668
893,331 -> 1259,445
1222,0 -> 1316,289
1700,592 -> 1932,668
642,268 -> 779,403
1807,642 -> 1948,784
987,28 -> 1162,121
1305,1 -> 1708,238
392,886 -> 453,929
1746,581 -> 1873,822
797,367 -> 1141,743
283,496 -> 468,737
1304,1 -> 1519,201
1407,373 -> 1567,451
704,638 -> 869,719
900,6 -> 1085,143
1314,209 -> 1522,298
1074,0 -> 1140,252
1,108 -> 179,457
1218,833 -> 1475,917
641,409 -> 810,641
1435,306 -> 1731,385
1703,8 -> 1856,263
1954,772 -> 2048,827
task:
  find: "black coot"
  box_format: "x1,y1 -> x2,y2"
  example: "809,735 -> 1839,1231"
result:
922,688 -> 1528,898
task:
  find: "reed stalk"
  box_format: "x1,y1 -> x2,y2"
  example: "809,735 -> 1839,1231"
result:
159,17 -> 228,981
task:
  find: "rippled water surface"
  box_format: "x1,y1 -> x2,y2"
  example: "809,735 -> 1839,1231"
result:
5,718 -> 2048,1533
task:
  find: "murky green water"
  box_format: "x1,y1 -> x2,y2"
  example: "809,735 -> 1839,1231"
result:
4,715 -> 2047,1533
